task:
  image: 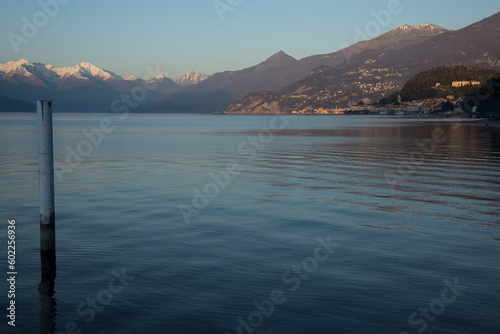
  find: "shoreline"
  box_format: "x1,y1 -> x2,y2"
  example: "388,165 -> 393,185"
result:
1,111 -> 499,126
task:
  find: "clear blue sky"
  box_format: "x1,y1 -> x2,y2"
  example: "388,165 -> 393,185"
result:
1,0 -> 499,78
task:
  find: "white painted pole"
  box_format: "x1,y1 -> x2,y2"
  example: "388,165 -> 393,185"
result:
37,100 -> 55,253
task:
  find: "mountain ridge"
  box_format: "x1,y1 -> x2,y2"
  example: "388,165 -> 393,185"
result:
173,71 -> 209,87
148,22 -> 449,113
0,59 -> 209,112
0,59 -> 208,87
1,13 -> 499,113
225,12 -> 500,113
340,11 -> 500,73
0,94 -> 36,112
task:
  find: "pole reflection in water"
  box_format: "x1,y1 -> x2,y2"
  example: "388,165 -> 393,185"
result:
39,252 -> 57,334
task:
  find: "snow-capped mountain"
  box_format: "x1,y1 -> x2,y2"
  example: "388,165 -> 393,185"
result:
0,59 -> 144,88
342,23 -> 453,54
2,13 -> 498,114
0,59 -> 208,90
0,59 -> 191,112
385,23 -> 452,39
173,71 -> 209,87
0,59 -> 46,86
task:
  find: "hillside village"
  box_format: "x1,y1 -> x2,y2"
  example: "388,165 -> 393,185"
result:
292,78 -> 497,116
291,97 -> 465,115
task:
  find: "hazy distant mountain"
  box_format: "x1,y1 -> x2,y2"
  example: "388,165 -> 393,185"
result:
146,50 -> 301,113
173,71 -> 209,87
0,94 -> 35,112
146,75 -> 183,97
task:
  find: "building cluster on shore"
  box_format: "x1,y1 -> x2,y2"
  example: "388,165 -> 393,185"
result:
288,77 -> 500,116
349,97 -> 464,115
291,97 -> 464,115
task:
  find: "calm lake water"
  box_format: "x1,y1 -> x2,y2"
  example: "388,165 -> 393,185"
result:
1,113 -> 499,334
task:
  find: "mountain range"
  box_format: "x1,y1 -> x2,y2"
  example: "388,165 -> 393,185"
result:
1,11 -> 499,113
0,60 -> 208,112
145,23 -> 455,114
173,71 -> 209,88
226,11 -> 500,113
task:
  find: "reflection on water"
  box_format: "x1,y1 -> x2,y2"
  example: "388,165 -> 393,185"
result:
241,122 -> 500,227
1,114 -> 499,333
39,253 -> 57,334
